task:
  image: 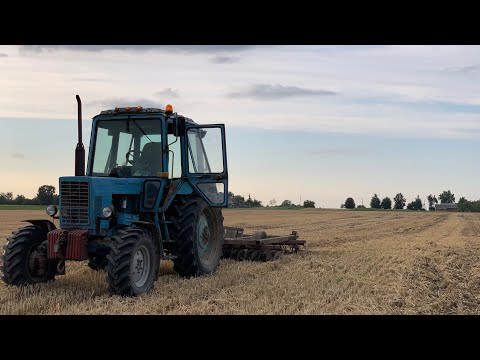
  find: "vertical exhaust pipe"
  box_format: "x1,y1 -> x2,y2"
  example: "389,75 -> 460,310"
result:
75,95 -> 85,176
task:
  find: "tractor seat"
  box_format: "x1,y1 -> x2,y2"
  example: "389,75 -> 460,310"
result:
138,142 -> 162,175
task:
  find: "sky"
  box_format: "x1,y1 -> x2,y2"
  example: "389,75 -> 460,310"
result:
1,45 -> 480,208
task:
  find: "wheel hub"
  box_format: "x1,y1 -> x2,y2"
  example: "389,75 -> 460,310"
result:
131,245 -> 151,288
202,226 -> 211,245
197,213 -> 210,255
196,210 -> 218,265
135,258 -> 143,272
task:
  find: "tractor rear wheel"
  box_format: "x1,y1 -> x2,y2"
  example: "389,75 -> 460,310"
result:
1,225 -> 58,285
168,195 -> 224,277
106,227 -> 158,296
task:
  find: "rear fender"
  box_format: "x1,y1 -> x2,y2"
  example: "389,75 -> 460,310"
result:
22,220 -> 57,234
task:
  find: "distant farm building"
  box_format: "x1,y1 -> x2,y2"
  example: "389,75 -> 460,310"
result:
435,203 -> 458,211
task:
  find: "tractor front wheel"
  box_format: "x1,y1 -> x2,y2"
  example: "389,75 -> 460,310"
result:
106,227 -> 158,296
1,225 -> 58,285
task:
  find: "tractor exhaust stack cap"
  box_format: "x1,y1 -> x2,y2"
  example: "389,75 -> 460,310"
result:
75,94 -> 85,176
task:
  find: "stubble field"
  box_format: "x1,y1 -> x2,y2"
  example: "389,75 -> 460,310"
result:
1,208 -> 480,314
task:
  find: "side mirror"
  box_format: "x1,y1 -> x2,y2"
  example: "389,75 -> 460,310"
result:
172,116 -> 185,137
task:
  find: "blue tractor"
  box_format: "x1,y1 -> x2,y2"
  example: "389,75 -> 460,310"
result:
1,96 -> 228,296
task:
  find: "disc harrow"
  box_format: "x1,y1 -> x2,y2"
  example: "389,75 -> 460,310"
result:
222,227 -> 306,262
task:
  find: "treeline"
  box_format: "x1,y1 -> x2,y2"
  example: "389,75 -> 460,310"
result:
342,190 -> 456,211
458,197 -> 480,212
0,185 -> 58,205
228,192 -> 316,209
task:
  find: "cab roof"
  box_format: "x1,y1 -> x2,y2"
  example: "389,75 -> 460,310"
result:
94,107 -> 196,125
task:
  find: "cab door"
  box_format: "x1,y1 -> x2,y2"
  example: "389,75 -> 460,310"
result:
184,124 -> 228,207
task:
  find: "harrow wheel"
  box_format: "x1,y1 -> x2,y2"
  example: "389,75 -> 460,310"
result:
258,251 -> 268,262
247,249 -> 260,261
265,250 -> 276,261
222,247 -> 232,259
236,248 -> 248,261
272,251 -> 283,261
229,249 -> 239,260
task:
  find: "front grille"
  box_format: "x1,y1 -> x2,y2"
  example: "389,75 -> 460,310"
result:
60,181 -> 89,226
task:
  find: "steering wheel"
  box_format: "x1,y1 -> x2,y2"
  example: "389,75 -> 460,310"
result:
126,150 -> 142,165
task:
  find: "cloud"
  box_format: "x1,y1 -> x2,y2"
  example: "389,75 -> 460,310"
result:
155,88 -> 180,99
308,148 -> 363,157
444,65 -> 480,73
19,45 -> 256,54
71,77 -> 107,82
11,152 -> 24,159
0,53 -> 7,58
85,97 -> 163,110
210,55 -> 240,64
307,148 -> 354,156
228,84 -> 337,100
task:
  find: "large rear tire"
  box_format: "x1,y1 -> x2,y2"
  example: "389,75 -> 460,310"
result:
1,225 -> 57,285
106,227 -> 158,296
168,195 -> 224,277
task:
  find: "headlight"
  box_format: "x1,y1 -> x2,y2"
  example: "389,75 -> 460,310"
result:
102,206 -> 114,218
46,205 -> 58,217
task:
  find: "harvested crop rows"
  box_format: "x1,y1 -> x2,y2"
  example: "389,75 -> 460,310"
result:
1,209 -> 480,314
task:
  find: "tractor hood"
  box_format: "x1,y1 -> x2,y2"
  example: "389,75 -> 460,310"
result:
58,176 -> 144,231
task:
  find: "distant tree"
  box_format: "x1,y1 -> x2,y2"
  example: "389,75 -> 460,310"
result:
393,193 -> 406,209
25,197 -> 39,205
14,194 -> 26,205
344,197 -> 356,209
303,200 -> 315,208
370,194 -> 381,209
269,198 -> 277,207
458,197 -> 468,211
439,190 -> 455,204
245,194 -> 254,207
357,204 -> 366,209
407,195 -> 423,210
0,192 -> 14,204
37,185 -> 56,205
427,194 -> 438,210
252,198 -> 263,207
340,204 -> 345,209
229,194 -> 245,208
458,197 -> 480,212
380,197 -> 392,209
281,200 -> 292,207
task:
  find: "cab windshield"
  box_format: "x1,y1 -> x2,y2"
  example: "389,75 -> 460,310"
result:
90,118 -> 162,177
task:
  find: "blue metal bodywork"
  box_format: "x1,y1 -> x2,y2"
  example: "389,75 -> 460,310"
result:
57,108 -> 228,255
